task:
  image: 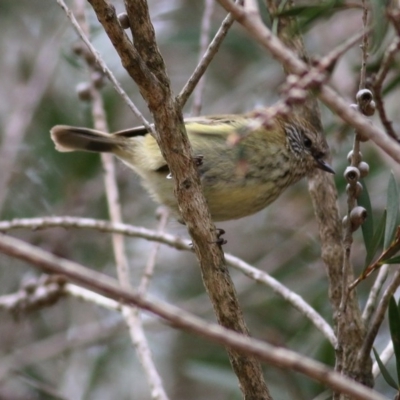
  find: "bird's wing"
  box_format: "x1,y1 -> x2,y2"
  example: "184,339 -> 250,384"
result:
184,114 -> 249,138
112,114 -> 250,138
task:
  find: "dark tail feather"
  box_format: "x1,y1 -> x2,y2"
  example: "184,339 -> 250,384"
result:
50,125 -> 123,153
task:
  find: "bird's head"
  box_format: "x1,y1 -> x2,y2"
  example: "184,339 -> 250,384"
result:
284,118 -> 334,175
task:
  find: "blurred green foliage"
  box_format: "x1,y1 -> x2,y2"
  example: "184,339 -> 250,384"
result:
0,1 -> 399,399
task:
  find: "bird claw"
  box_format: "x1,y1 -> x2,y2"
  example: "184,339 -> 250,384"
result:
215,228 -> 225,236
213,237 -> 227,246
209,228 -> 227,246
193,155 -> 204,167
189,228 -> 227,247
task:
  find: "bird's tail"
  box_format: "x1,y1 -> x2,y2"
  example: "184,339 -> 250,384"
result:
50,125 -> 125,153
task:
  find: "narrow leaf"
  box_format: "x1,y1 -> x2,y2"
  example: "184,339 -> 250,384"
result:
384,173 -> 399,249
365,210 -> 386,267
389,296 -> 400,384
370,0 -> 391,54
398,298 -> 400,320
373,347 -> 399,389
358,179 -> 374,258
383,73 -> 400,96
382,256 -> 400,265
274,0 -> 344,33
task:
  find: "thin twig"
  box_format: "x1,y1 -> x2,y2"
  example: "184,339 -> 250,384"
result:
65,283 -> 123,311
0,216 -> 190,249
191,0 -> 215,116
372,339 -> 393,378
86,1 -> 271,396
139,208 -> 169,295
12,372 -> 68,400
318,28 -> 371,73
72,2 -> 168,399
0,275 -> 66,314
362,264 -> 389,325
358,269 -> 400,369
0,36 -> 59,211
177,8 -> 237,108
0,215 -> 336,345
0,234 -> 387,400
372,36 -> 400,141
359,0 -> 369,91
335,3 -> 371,388
0,316 -> 125,381
56,0 -> 155,134
216,0 -> 400,163
226,253 -> 337,347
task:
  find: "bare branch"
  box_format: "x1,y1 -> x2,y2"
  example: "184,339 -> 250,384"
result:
0,37 -> 59,211
372,36 -> 400,142
359,0 -> 369,91
0,316 -> 125,381
362,264 -> 389,325
139,208 -> 169,295
0,275 -> 66,314
216,0 -> 400,163
0,233 -> 387,400
71,1 -> 271,396
358,269 -> 400,369
0,216 -> 335,345
72,2 -> 168,398
178,5 -> 236,108
56,0 -> 154,133
191,0 -> 215,115
372,340 -> 393,378
225,253 -> 337,347
66,284 -> 123,311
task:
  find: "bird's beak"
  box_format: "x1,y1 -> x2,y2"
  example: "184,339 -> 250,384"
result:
315,157 -> 335,174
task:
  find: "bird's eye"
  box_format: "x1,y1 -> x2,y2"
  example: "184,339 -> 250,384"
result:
303,137 -> 312,148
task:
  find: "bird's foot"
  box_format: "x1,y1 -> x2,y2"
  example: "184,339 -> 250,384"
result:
210,228 -> 227,246
193,154 -> 204,167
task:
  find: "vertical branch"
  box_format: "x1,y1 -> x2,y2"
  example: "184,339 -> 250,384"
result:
358,270 -> 400,368
0,38 -> 59,212
84,1 -> 272,398
55,0 -> 154,133
191,0 -> 215,116
71,2 -> 169,399
372,28 -> 400,141
359,1 -> 369,91
177,4 -> 239,108
338,1 -> 373,394
263,0 -> 371,394
138,207 -> 169,295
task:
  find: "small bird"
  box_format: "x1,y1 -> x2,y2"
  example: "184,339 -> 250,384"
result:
50,110 -> 334,221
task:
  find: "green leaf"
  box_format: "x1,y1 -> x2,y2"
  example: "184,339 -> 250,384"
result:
370,0 -> 390,53
373,347 -> 399,389
370,0 -> 391,54
358,179 -> 374,256
275,0 -> 343,18
383,73 -> 400,96
398,298 -> 400,319
383,256 -> 400,265
273,0 -> 344,33
389,296 -> 400,385
385,173 -> 400,249
365,210 -> 386,267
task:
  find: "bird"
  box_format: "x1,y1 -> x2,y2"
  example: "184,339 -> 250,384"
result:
50,109 -> 334,222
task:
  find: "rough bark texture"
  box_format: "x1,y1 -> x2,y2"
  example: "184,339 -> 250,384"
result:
86,0 -> 271,398
269,2 -> 373,393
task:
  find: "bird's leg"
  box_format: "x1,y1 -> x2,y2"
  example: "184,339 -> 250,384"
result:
193,154 -> 204,167
210,228 -> 227,246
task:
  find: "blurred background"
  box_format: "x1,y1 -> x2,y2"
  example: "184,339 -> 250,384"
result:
0,0 -> 400,399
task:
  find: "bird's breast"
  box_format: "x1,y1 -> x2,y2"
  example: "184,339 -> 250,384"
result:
197,148 -> 308,221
